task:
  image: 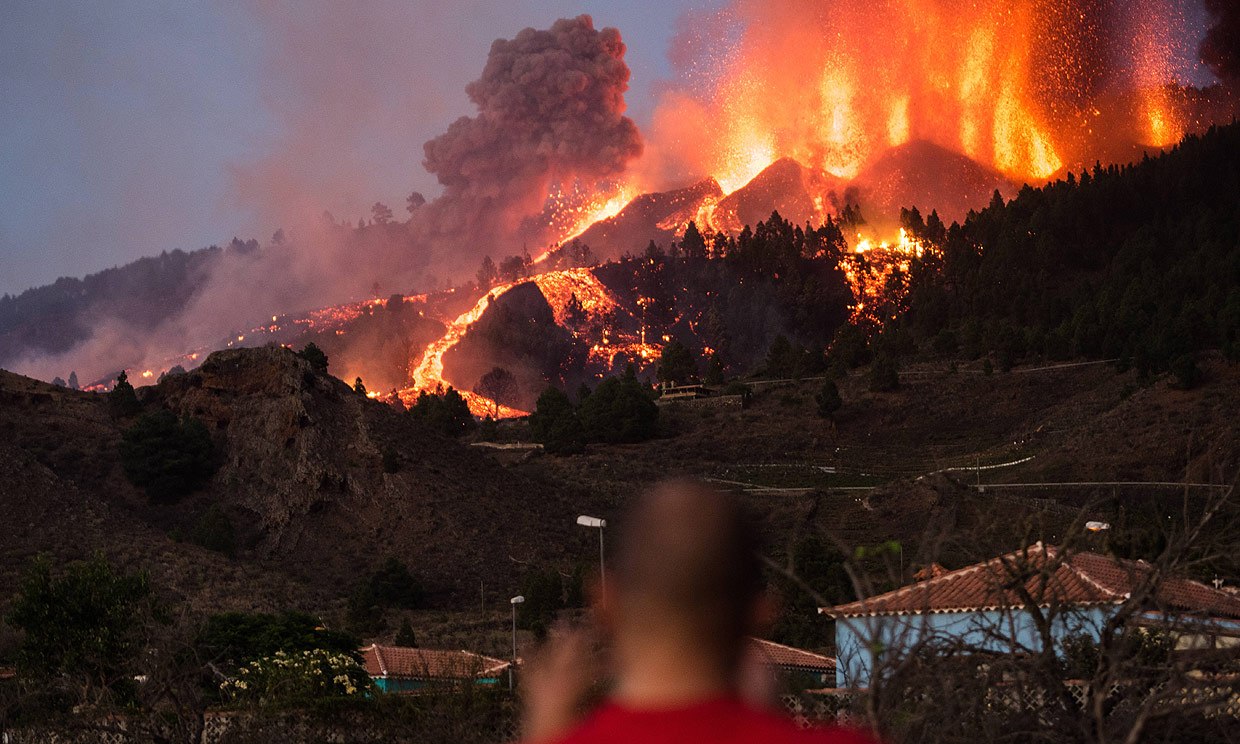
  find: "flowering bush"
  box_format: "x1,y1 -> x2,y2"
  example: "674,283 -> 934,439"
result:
220,649 -> 373,706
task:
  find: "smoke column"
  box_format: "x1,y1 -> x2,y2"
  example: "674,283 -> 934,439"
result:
1201,0 -> 1240,83
419,15 -> 643,254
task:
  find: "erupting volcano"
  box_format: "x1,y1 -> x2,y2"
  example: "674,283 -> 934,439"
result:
14,3 -> 1237,420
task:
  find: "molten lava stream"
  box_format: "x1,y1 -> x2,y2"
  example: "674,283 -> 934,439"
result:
402,280 -> 527,418
401,267 -> 627,419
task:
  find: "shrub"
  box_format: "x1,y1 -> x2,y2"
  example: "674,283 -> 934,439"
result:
868,355 -> 900,392
220,649 -> 373,707
381,447 -> 400,474
298,343 -> 329,372
6,554 -> 156,702
190,505 -> 235,555
197,612 -> 360,668
1171,354 -> 1203,390
119,410 -> 215,503
577,376 -> 658,444
529,386 -> 584,454
409,387 -> 476,438
816,379 -> 842,416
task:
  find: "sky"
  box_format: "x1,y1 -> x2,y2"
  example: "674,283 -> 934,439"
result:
0,1 -> 707,296
0,0 -> 1218,297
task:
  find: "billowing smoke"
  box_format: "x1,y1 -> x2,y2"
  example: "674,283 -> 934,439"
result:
2,14 -> 646,388
419,15 -> 643,252
1201,0 -> 1240,83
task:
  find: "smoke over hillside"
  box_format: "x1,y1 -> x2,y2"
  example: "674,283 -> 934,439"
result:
420,16 -> 643,252
3,15 -> 644,385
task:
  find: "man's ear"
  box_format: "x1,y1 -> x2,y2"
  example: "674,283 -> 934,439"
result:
747,590 -> 780,636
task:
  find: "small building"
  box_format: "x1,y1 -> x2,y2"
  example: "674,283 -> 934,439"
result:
747,637 -> 837,689
821,543 -> 1240,688
360,644 -> 510,694
657,382 -> 712,400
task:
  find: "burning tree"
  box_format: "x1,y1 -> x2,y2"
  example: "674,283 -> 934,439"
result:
475,367 -> 519,419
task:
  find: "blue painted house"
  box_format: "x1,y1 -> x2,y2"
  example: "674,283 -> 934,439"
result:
360,644 -> 510,694
821,542 -> 1240,688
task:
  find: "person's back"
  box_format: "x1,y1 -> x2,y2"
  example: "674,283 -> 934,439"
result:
520,480 -> 879,744
544,696 -> 873,744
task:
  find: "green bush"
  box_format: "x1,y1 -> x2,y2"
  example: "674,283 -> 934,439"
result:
197,611 -> 360,668
119,410 -> 215,503
220,649 -> 373,707
816,379 -> 842,417
529,386 -> 585,454
348,558 -> 425,633
298,343 -> 329,372
381,447 -> 400,474
868,356 -> 900,392
408,387 -> 476,437
6,554 -> 155,695
190,505 -> 235,555
577,376 -> 658,444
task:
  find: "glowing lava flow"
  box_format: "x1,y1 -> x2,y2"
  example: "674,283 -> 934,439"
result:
400,280 -> 525,417
399,268 -> 627,418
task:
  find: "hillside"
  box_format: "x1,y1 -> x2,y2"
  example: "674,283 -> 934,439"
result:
0,346 -> 614,617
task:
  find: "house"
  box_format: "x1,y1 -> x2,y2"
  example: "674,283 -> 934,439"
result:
820,542 -> 1240,688
359,644 -> 510,694
747,637 -> 837,689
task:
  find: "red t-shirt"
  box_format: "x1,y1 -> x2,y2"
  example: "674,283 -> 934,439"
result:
542,697 -> 878,744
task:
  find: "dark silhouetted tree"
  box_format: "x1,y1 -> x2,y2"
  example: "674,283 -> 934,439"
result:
705,352 -> 725,385
299,343 -> 329,372
682,220 -> 707,260
393,618 -> 418,647
108,371 -> 141,418
869,355 -> 900,392
119,410 -> 215,504
657,339 -> 698,385
477,255 -> 498,290
371,202 -> 393,225
530,386 -> 584,454
816,379 -> 842,417
475,367 -> 519,418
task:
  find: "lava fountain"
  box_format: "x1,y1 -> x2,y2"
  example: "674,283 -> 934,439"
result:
650,0 -> 1210,190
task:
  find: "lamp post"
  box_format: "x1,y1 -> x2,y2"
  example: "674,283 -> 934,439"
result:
576,515 -> 607,595
509,595 -> 524,690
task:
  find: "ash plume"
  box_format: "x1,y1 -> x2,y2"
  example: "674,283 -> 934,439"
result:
419,15 -> 643,252
1201,0 -> 1240,83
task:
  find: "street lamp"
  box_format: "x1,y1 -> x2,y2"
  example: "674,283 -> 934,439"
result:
1085,521 -> 1111,532
577,515 -> 607,594
509,595 -> 524,690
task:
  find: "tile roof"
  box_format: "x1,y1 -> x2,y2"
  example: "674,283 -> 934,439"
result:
821,543 -> 1240,620
748,637 -> 836,673
360,644 -> 510,680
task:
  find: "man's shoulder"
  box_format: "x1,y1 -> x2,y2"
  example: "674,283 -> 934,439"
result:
547,699 -> 877,744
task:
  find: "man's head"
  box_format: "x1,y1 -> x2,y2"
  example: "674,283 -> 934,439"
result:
600,480 -> 765,674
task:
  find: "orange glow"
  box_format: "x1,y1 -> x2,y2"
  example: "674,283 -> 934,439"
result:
649,0 -> 1204,193
843,229 -> 927,329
